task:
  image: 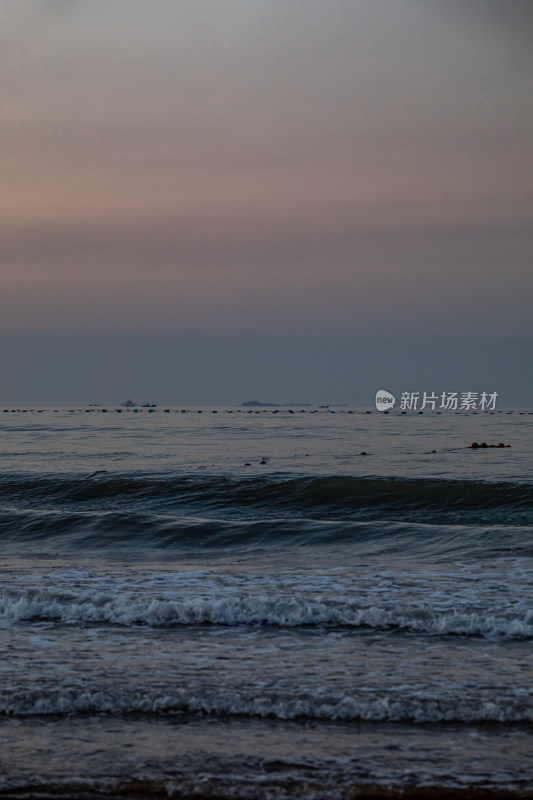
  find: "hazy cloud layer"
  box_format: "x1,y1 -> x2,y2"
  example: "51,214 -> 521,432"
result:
1,0 -> 532,338
1,333 -> 531,407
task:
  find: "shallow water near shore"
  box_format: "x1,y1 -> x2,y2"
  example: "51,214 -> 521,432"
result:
0,408 -> 532,798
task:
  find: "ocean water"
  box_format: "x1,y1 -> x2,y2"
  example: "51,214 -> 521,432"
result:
1,407 -> 532,799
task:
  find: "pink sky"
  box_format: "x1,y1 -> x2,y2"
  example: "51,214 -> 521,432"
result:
2,0 -> 532,337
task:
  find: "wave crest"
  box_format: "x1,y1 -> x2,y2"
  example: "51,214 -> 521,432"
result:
2,590 -> 531,639
1,684 -> 531,723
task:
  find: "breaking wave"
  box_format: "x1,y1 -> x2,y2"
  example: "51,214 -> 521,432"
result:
1,684 -> 531,724
1,589 -> 531,639
0,471 -> 532,554
1,471 -> 532,517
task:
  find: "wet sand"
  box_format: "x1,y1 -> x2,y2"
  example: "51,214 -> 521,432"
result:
2,782 -> 533,800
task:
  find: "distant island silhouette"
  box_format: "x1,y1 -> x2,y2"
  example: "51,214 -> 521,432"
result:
241,400 -> 311,407
241,400 -> 279,407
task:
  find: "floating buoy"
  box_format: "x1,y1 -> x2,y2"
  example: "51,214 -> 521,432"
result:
244,462 -> 251,466
470,442 -> 510,448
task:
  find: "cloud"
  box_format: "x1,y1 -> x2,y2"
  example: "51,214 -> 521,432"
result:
1,1 -> 532,338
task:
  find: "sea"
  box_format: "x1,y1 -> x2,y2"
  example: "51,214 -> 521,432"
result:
0,405 -> 532,799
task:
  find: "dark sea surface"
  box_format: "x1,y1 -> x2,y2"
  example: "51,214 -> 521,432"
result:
0,407 -> 532,799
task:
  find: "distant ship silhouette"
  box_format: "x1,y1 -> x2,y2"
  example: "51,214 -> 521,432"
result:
120,398 -> 157,408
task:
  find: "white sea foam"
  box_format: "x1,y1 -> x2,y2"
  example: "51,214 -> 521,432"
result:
1,589 -> 532,639
0,684 -> 531,723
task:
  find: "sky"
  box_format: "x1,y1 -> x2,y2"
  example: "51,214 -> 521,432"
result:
1,332 -> 531,407
2,0 -> 532,336
1,1 -> 532,404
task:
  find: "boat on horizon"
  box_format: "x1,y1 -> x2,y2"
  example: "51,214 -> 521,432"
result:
120,399 -> 157,408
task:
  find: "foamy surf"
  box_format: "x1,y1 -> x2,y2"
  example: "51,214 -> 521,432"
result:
1,589 -> 532,639
1,684 -> 531,724
1,410 -> 532,795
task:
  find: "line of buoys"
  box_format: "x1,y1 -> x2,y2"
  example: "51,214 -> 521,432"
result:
469,442 -> 511,448
0,408 -> 529,417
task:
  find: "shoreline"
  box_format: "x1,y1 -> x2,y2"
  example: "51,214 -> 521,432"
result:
2,783 -> 533,800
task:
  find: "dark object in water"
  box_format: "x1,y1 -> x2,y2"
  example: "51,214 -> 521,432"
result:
470,442 -> 511,448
